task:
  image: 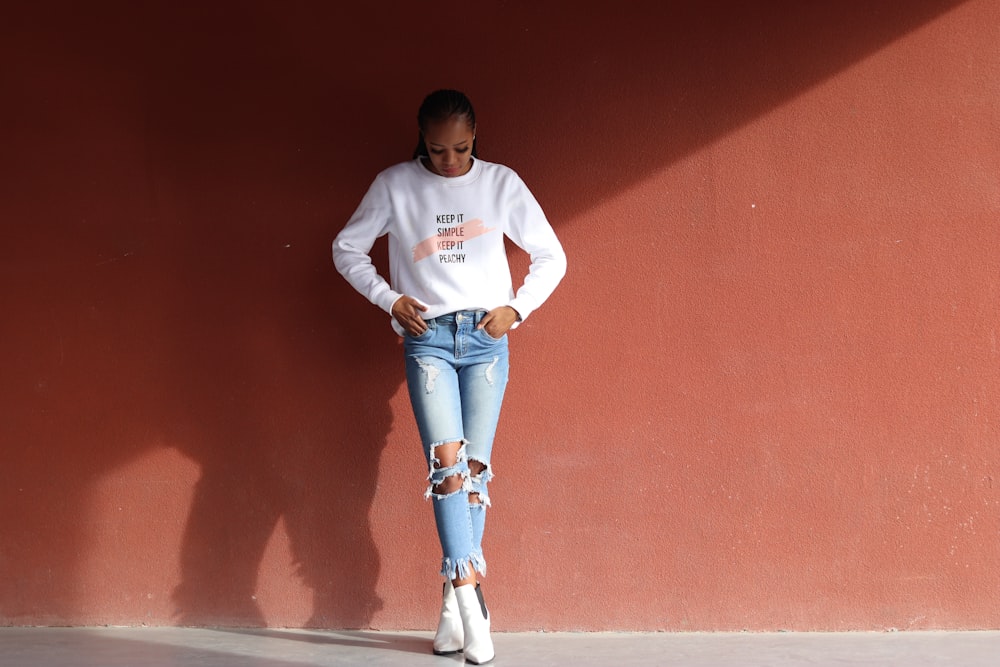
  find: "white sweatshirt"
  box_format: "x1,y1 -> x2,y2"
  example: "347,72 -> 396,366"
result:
333,157 -> 567,335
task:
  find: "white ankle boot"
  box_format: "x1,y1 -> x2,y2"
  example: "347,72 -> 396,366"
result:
455,583 -> 494,664
433,580 -> 464,655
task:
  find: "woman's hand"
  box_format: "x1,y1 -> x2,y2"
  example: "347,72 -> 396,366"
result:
392,296 -> 429,336
478,306 -> 519,339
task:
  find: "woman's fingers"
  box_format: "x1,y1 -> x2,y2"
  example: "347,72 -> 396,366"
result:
392,296 -> 428,335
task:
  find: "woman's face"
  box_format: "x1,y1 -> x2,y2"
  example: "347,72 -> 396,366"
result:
421,116 -> 475,177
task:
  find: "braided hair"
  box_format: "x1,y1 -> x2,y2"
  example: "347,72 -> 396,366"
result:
413,89 -> 478,159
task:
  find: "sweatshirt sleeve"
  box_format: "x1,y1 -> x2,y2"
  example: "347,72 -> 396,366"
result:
504,175 -> 567,322
332,175 -> 403,314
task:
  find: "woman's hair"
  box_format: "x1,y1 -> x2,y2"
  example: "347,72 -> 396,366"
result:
413,89 -> 478,159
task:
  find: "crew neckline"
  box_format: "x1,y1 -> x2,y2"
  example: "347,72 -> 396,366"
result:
416,156 -> 482,184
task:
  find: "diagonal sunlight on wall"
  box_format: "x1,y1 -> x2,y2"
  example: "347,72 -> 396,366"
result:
571,0 -> 997,227
478,0 -> 976,224
499,0 -> 999,631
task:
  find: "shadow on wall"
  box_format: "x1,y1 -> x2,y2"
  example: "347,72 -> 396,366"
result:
0,0 -> 967,627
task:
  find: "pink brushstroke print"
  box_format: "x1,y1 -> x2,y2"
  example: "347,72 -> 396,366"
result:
412,218 -> 495,262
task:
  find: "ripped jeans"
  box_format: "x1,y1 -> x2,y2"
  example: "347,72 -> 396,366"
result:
403,310 -> 509,581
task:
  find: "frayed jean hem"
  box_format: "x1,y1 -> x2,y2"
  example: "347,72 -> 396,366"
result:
441,552 -> 487,581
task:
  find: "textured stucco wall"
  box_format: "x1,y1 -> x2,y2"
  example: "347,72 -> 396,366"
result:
2,0 -> 998,631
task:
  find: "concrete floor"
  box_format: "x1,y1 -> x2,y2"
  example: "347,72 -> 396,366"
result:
0,628 -> 997,667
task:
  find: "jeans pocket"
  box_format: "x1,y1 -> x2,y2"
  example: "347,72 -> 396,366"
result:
477,326 -> 505,342
406,321 -> 436,342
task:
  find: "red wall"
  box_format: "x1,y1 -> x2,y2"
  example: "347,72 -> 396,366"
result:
2,0 -> 998,631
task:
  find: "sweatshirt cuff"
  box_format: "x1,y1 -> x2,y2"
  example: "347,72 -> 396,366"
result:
379,291 -> 405,315
507,298 -> 535,324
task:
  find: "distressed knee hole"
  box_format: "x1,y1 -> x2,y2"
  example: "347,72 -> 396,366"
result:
467,458 -> 492,507
425,440 -> 470,500
434,472 -> 465,496
468,458 -> 492,483
430,440 -> 465,470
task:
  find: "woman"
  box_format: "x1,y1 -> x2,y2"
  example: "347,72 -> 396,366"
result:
333,89 -> 566,664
